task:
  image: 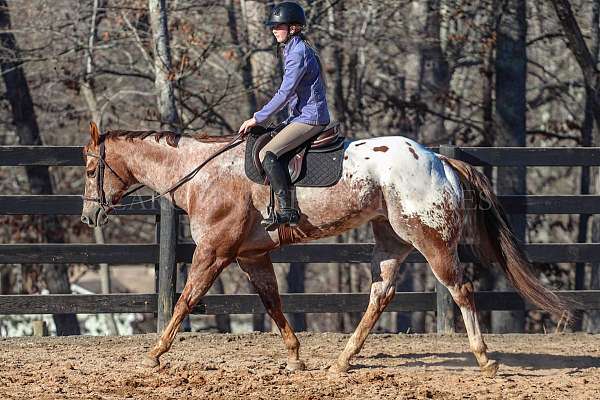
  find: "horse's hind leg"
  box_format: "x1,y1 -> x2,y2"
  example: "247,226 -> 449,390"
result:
330,219 -> 413,373
143,247 -> 231,367
237,254 -> 305,371
421,243 -> 499,378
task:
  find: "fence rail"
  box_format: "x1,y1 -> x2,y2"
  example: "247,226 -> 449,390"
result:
2,291 -> 599,315
2,243 -> 600,264
5,145 -> 600,166
2,145 -> 600,334
4,194 -> 600,215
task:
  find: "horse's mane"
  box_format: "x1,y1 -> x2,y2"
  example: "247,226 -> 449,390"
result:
103,130 -> 237,148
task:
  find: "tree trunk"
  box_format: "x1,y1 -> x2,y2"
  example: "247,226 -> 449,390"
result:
324,1 -> 347,128
411,0 -> 451,332
583,0 -> 600,333
243,0 -> 274,110
416,0 -> 451,145
322,0 -> 349,332
474,0 -> 501,335
550,0 -> 600,334
0,0 -> 80,336
575,0 -> 599,328
226,0 -> 258,117
492,0 -> 527,333
148,0 -> 179,129
80,0 -> 119,336
148,0 -> 181,333
551,0 -> 600,128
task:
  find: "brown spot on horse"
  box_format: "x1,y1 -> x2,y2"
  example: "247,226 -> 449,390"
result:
373,146 -> 388,152
409,147 -> 419,160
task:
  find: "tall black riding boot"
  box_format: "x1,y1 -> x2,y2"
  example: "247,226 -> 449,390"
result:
261,151 -> 300,231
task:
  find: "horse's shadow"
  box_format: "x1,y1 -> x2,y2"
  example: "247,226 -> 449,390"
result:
352,351 -> 600,372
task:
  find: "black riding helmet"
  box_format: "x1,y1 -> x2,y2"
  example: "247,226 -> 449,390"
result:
267,2 -> 306,27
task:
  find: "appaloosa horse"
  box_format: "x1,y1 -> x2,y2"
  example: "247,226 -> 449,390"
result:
80,122 -> 568,378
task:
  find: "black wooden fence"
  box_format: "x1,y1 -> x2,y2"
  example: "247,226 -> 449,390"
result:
1,144 -> 600,334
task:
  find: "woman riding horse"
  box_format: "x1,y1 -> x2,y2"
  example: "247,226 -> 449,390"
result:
238,2 -> 330,231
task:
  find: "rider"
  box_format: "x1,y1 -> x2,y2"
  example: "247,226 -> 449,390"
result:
238,1 -> 330,231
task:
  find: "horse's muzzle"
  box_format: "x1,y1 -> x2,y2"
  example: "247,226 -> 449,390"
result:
81,205 -> 108,227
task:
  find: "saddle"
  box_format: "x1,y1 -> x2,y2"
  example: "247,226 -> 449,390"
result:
244,122 -> 347,187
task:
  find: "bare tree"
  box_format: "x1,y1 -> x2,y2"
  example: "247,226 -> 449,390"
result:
572,0 -> 600,331
551,0 -> 600,126
415,0 -> 451,145
226,0 -> 257,117
78,0 -> 119,336
0,0 -> 80,335
550,0 -> 600,332
148,0 -> 179,130
492,0 -> 527,333
148,0 -> 180,333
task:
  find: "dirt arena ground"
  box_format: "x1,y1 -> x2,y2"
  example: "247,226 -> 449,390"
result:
0,332 -> 598,399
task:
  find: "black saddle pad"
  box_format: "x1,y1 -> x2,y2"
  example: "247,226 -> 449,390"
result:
244,132 -> 346,188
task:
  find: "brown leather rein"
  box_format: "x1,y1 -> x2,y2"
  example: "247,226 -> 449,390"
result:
83,132 -> 245,212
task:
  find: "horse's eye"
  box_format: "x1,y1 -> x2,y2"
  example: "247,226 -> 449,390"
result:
87,169 -> 96,178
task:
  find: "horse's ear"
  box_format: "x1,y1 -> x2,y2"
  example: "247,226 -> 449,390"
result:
89,121 -> 100,146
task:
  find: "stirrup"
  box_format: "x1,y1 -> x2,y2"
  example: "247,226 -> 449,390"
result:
261,208 -> 299,231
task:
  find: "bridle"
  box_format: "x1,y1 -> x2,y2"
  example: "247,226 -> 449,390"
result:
83,136 -> 134,212
83,132 -> 245,213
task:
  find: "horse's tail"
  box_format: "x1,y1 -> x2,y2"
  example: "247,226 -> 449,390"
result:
441,156 -> 572,320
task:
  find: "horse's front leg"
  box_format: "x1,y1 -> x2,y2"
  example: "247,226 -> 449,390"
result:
142,247 -> 231,367
237,254 -> 305,371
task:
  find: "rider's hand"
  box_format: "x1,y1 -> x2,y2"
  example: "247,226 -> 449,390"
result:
238,117 -> 257,137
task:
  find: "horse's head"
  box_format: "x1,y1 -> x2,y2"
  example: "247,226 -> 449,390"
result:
81,122 -> 133,227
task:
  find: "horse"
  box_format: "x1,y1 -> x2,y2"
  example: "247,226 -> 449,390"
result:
80,122 -> 569,378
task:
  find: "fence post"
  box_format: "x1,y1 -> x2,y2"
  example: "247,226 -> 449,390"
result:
436,144 -> 458,334
157,197 -> 178,333
32,320 -> 48,337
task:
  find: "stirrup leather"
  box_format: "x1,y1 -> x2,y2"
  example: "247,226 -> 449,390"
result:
260,151 -> 300,231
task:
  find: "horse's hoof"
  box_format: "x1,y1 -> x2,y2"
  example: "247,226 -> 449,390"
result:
141,355 -> 160,368
328,360 -> 350,374
285,359 -> 306,372
481,359 -> 499,378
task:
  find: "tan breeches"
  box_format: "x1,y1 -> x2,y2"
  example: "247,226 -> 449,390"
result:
258,122 -> 324,163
